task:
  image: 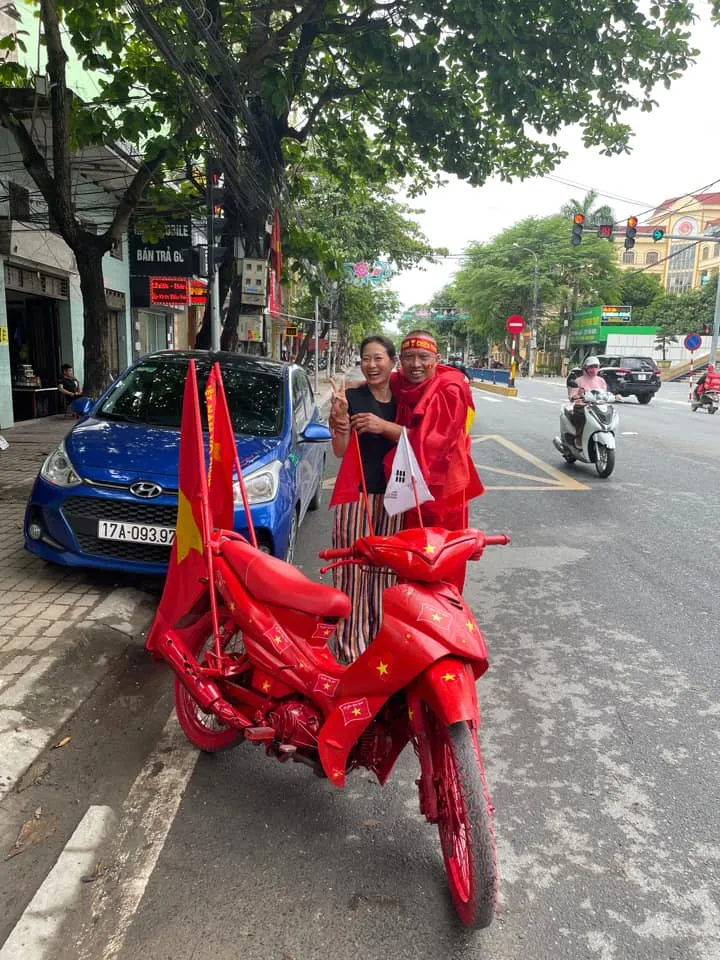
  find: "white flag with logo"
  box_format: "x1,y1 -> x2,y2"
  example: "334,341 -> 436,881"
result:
383,428 -> 434,517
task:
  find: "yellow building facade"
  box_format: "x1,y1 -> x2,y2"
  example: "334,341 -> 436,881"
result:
616,193 -> 720,293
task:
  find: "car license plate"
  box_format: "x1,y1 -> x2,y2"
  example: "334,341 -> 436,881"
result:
97,520 -> 175,546
638,374 -> 647,380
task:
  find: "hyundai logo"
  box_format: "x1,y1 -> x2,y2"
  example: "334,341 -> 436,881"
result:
130,481 -> 163,499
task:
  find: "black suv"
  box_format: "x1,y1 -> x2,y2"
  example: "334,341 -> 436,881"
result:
568,356 -> 661,404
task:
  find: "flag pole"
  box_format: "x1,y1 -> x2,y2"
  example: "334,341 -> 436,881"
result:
353,430 -> 375,536
214,363 -> 258,548
402,428 -> 424,528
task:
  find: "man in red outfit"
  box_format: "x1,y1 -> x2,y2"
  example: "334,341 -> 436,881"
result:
385,330 -> 484,589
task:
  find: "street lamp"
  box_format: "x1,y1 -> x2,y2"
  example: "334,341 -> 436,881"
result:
513,243 -> 539,377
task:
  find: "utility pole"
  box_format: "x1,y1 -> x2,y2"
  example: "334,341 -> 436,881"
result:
513,243 -> 539,376
711,273 -> 720,367
313,296 -> 319,395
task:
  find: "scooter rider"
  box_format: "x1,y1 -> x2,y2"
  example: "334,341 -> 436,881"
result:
693,363 -> 720,402
567,357 -> 619,446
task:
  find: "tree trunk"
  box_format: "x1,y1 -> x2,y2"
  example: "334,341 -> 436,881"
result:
75,246 -> 112,399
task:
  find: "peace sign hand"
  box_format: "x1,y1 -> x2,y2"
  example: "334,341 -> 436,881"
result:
329,377 -> 348,418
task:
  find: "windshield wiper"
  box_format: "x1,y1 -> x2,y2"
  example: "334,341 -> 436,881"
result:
99,411 -> 145,423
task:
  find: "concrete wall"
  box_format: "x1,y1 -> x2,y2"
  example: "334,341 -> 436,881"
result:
604,333 -> 712,364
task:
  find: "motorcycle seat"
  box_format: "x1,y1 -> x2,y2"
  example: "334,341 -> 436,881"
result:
220,538 -> 352,620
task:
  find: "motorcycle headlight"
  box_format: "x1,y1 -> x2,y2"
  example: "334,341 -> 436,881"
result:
40,441 -> 82,487
234,460 -> 281,505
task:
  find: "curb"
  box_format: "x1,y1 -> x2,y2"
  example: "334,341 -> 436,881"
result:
470,381 -> 519,398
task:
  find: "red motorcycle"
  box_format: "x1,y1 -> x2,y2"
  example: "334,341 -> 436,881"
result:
158,523 -> 508,929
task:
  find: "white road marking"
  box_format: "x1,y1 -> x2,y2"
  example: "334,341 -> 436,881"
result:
507,397 -> 532,403
77,713 -> 200,960
535,397 -> 563,404
476,394 -> 503,403
621,431 -> 639,436
0,806 -> 117,960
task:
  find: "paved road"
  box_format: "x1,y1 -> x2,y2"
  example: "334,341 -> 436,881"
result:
3,378 -> 719,960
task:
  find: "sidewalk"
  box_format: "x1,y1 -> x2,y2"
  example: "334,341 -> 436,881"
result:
0,416 -> 162,803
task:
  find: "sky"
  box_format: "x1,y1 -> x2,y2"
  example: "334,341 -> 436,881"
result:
389,11 -> 720,316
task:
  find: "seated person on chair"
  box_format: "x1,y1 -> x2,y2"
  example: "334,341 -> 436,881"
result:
58,364 -> 82,405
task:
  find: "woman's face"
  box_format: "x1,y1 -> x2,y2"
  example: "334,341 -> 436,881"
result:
361,342 -> 394,386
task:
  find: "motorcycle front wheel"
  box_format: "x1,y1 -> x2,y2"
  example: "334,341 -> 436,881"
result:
594,443 -> 615,479
174,612 -> 244,753
427,712 -> 497,928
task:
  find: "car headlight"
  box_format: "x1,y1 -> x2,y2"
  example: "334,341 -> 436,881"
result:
234,459 -> 281,505
40,441 -> 82,487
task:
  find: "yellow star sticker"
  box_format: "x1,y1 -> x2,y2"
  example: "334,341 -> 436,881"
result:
332,769 -> 343,779
352,707 -> 362,717
175,490 -> 203,564
442,672 -> 457,682
408,708 -> 414,721
273,635 -> 282,645
423,544 -> 435,555
376,661 -> 389,676
466,620 -> 475,631
323,682 -> 331,691
229,601 -> 236,613
432,613 -> 441,622
298,661 -> 306,670
261,680 -> 271,692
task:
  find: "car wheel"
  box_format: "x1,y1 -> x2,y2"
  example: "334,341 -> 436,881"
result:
285,508 -> 299,563
636,395 -> 652,405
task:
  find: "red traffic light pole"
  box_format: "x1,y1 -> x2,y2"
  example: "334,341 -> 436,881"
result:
506,315 -> 525,385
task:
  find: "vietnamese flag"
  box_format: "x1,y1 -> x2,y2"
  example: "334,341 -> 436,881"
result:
146,361 -> 210,653
205,363 -> 236,531
329,430 -> 365,507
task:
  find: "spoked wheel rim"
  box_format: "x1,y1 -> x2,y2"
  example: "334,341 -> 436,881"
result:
596,444 -> 607,470
174,614 -> 245,752
436,730 -> 472,901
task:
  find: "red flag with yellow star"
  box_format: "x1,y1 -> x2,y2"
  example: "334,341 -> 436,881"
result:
146,361 -> 210,652
205,363 -> 235,531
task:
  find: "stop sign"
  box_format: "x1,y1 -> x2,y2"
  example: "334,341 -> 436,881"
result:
506,315 -> 525,335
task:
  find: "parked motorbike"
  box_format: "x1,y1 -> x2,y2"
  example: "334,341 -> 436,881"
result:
691,389 -> 719,414
156,524 -> 509,929
553,389 -> 619,478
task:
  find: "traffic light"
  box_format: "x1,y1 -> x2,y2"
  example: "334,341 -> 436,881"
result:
597,223 -> 614,241
652,228 -> 665,242
206,157 -> 230,269
571,213 -> 585,247
625,216 -> 638,251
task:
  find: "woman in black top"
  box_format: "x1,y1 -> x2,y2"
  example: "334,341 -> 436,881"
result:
328,335 -> 402,662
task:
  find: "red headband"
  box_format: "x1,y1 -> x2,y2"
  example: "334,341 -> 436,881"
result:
401,335 -> 438,354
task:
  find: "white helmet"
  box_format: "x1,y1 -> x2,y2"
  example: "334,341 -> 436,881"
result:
583,356 -> 600,368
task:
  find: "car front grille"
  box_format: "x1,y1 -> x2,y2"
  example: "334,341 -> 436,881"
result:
62,495 -> 177,564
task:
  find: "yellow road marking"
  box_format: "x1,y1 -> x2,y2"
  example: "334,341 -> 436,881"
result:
472,434 -> 588,491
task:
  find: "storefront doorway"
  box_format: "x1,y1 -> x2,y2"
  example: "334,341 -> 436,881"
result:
7,293 -> 62,420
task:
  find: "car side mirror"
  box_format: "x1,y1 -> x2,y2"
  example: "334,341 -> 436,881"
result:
301,421 -> 332,443
70,397 -> 93,416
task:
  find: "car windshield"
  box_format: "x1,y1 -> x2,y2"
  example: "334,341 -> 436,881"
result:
625,358 -> 657,371
97,359 -> 284,436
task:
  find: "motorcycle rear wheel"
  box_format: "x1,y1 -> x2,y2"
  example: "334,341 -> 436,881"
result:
594,444 -> 615,479
174,613 -> 244,753
428,713 -> 497,928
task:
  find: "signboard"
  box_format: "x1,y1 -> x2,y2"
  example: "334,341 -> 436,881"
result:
190,280 -> 207,305
328,329 -> 338,342
505,315 -> 524,335
0,326 -> 8,345
601,304 -> 632,323
684,333 -> 702,352
237,313 -> 263,342
150,277 -> 189,307
129,220 -> 193,277
284,326 -> 298,337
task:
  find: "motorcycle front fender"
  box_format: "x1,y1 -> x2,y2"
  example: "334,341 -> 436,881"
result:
593,431 -> 616,450
407,658 -> 479,727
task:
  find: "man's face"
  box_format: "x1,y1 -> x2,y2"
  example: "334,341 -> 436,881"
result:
400,348 -> 437,384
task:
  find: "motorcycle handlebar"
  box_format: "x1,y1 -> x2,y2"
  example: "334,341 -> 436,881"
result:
482,534 -> 511,546
318,547 -> 356,560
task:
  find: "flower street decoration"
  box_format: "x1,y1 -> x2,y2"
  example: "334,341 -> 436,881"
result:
344,260 -> 394,286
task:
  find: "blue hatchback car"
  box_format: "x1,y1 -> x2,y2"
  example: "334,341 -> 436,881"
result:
24,351 -> 330,574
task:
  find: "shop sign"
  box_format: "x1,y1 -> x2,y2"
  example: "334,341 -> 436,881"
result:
150,277 -> 189,307
129,220 -> 193,277
601,304 -> 632,323
190,280 -> 208,305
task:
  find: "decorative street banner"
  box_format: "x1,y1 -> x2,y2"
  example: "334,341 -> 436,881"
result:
129,220 -> 193,277
343,260 -> 394,286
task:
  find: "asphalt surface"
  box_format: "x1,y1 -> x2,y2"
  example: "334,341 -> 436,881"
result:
7,378 -> 720,960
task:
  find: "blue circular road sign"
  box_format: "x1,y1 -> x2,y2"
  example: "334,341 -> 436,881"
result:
684,334 -> 702,352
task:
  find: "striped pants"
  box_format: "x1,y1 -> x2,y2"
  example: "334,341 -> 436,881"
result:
331,493 -> 401,663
